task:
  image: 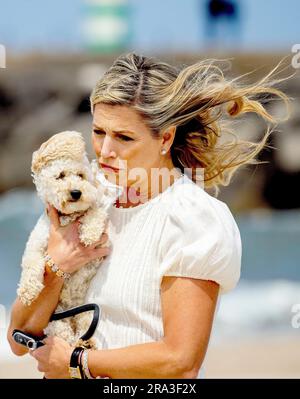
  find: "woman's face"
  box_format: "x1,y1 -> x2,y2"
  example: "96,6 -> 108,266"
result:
92,103 -> 177,194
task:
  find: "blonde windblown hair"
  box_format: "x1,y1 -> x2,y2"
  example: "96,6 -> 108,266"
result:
90,52 -> 291,196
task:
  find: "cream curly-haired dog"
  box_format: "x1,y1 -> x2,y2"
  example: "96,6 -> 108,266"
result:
17,130 -> 110,349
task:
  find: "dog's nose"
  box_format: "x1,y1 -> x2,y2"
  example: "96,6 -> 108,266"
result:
70,190 -> 82,200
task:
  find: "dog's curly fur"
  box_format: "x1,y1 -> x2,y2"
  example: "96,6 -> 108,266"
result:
17,131 -> 109,349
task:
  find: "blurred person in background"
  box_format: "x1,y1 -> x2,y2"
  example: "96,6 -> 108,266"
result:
204,0 -> 242,50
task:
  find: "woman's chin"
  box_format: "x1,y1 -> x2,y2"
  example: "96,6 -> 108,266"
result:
103,172 -> 125,187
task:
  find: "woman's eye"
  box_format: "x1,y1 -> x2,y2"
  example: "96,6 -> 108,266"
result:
93,129 -> 105,135
93,129 -> 133,142
118,135 -> 133,142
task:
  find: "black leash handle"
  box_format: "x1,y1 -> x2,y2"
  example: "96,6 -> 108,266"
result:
43,303 -> 100,380
50,303 -> 100,341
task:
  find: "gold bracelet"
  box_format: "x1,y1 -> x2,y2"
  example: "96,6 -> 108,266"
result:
44,253 -> 71,280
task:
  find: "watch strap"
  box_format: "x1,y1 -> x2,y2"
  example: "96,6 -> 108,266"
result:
69,347 -> 86,379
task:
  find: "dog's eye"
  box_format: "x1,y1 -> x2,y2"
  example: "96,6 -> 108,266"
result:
78,173 -> 84,178
56,172 -> 65,179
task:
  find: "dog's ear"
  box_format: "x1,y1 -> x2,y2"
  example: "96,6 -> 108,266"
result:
31,149 -> 42,175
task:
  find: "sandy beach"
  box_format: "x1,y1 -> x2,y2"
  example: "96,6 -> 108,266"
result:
1,334 -> 299,379
204,334 -> 300,378
0,355 -> 42,379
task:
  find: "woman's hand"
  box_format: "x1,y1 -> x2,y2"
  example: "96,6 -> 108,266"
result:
30,336 -> 72,379
46,203 -> 111,274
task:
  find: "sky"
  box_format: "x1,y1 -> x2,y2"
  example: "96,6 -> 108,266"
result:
0,0 -> 299,54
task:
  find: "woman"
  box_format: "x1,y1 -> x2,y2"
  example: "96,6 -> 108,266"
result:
7,52 -> 289,379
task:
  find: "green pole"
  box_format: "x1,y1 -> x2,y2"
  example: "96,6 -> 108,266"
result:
83,0 -> 132,54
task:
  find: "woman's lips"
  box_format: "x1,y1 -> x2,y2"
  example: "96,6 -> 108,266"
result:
99,162 -> 120,172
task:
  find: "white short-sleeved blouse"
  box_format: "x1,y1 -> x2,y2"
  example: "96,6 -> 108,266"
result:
84,172 -> 242,379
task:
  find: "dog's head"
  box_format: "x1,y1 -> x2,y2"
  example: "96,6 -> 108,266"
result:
31,131 -> 104,215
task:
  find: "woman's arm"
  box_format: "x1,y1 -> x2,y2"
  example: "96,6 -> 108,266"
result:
7,265 -> 64,356
31,276 -> 219,379
87,340 -> 193,379
7,205 -> 110,356
87,276 -> 219,379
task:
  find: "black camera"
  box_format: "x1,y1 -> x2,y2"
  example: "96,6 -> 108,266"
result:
12,329 -> 45,350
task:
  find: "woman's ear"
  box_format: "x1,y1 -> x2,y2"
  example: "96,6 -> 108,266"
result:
161,125 -> 177,148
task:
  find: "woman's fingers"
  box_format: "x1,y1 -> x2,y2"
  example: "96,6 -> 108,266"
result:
46,204 -> 60,230
89,233 -> 109,250
96,246 -> 111,258
98,233 -> 108,245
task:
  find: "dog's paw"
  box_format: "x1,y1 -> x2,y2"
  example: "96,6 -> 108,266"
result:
78,208 -> 107,247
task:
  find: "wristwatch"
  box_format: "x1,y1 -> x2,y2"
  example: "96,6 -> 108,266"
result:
69,347 -> 86,379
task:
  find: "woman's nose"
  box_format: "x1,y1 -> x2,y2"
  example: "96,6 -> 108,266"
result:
101,135 -> 116,158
